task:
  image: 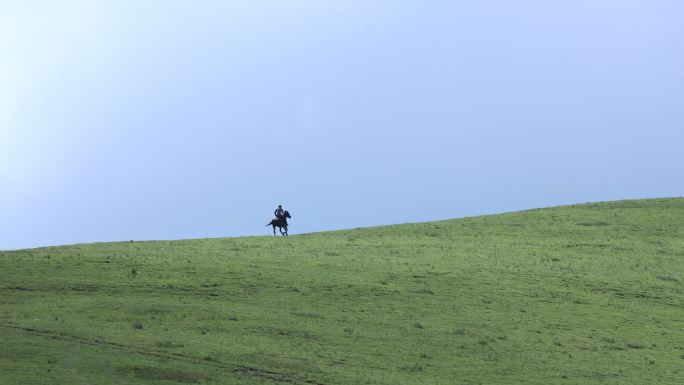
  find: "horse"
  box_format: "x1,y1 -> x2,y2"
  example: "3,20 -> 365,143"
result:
266,210 -> 291,236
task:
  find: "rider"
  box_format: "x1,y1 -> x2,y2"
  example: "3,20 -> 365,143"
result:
274,205 -> 284,220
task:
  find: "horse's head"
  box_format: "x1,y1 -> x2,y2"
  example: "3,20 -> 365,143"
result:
284,210 -> 291,219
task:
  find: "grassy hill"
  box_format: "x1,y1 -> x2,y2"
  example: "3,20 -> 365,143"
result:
1,198 -> 683,384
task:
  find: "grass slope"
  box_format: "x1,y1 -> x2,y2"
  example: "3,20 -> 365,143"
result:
1,198 -> 683,384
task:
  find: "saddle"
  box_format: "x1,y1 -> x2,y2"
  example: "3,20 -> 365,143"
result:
275,214 -> 288,224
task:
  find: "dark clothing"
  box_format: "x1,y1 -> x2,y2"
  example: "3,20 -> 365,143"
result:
274,208 -> 284,219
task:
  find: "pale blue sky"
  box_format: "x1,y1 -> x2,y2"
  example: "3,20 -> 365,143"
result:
1,0 -> 682,250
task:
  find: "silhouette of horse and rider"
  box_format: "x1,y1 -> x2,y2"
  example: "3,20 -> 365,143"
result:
267,204 -> 291,236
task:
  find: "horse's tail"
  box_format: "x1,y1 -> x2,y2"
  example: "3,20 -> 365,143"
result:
266,220 -> 273,226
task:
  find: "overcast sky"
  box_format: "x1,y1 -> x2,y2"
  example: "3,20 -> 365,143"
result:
1,0 -> 682,250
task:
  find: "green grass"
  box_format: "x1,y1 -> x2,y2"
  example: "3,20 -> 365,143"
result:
1,198 -> 683,384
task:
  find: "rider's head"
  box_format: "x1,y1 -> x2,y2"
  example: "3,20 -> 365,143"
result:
278,205 -> 282,208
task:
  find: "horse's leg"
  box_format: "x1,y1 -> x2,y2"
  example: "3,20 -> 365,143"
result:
284,225 -> 288,236
272,225 -> 276,235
